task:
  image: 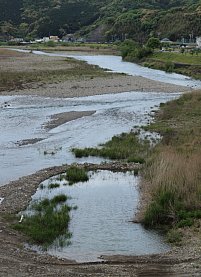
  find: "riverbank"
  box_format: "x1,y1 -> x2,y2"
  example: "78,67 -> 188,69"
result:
128,51 -> 201,80
0,163 -> 201,276
0,48 -> 200,276
139,90 -> 201,228
0,48 -> 190,97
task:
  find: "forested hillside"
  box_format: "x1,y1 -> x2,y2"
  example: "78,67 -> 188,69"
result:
0,0 -> 201,41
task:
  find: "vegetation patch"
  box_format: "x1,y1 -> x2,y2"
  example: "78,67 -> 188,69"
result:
119,39 -> 201,79
166,229 -> 182,245
142,91 -> 201,231
48,183 -> 60,189
72,132 -> 150,163
13,195 -> 71,247
66,166 -> 89,185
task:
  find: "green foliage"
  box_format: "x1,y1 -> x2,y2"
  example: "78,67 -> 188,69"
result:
72,132 -> 150,162
146,37 -> 161,49
144,190 -> 177,226
44,41 -> 56,47
1,0 -> 200,42
14,196 -> 71,246
120,39 -> 153,61
51,194 -> 68,204
66,166 -> 89,185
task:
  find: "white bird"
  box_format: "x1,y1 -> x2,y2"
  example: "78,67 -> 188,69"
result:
19,215 -> 24,223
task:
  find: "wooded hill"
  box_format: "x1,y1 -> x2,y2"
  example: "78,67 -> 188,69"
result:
0,0 -> 201,42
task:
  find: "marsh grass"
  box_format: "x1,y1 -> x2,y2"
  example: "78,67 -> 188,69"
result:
48,183 -> 60,189
72,132 -> 150,162
143,91 -> 201,228
66,166 -> 89,185
14,194 -> 71,246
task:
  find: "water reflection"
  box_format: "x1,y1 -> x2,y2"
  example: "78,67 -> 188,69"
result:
28,170 -> 169,262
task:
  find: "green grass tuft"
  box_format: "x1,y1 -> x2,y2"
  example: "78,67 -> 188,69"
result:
48,183 -> 60,189
66,166 -> 89,185
72,132 -> 150,162
14,196 -> 71,246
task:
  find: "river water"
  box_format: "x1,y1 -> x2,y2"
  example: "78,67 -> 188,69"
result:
2,50 -> 201,186
28,170 -> 169,262
1,51 -> 200,262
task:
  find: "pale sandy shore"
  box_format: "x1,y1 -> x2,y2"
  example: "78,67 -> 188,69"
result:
0,74 -> 190,98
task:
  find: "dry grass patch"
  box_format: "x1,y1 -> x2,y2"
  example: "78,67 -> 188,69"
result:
142,91 -> 201,230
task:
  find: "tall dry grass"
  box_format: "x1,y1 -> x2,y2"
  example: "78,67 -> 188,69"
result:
145,146 -> 201,210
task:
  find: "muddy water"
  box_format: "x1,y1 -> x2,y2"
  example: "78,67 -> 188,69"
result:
27,170 -> 169,262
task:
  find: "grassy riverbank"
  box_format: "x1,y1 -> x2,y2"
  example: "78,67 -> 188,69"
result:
142,52 -> 201,80
120,40 -> 201,80
142,90 -> 201,237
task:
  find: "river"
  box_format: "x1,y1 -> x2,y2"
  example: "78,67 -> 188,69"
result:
1,51 -> 200,262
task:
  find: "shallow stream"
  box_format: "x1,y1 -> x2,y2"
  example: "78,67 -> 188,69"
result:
26,170 -> 169,262
1,51 -> 200,262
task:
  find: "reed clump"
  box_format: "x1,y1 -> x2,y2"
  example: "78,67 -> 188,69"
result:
143,148 -> 201,227
142,91 -> 201,229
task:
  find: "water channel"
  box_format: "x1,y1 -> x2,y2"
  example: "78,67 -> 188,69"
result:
1,51 -> 201,262
27,170 -> 169,262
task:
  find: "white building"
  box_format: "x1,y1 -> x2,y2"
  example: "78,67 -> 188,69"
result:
196,37 -> 201,48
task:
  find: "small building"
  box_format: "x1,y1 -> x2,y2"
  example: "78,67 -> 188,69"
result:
42,37 -> 50,42
196,37 -> 201,48
49,36 -> 59,42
